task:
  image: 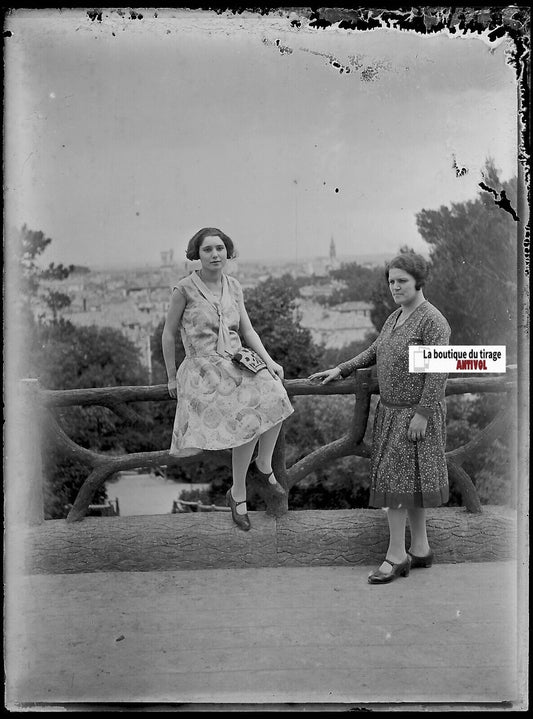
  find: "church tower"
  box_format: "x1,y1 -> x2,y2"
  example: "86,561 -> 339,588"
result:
329,236 -> 337,264
328,236 -> 339,270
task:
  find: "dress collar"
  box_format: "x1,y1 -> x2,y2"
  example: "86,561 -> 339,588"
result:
190,271 -> 233,356
191,270 -> 227,305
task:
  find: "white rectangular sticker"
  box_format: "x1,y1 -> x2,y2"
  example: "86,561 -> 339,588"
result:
409,345 -> 506,373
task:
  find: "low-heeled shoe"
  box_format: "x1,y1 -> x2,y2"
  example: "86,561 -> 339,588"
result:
248,461 -> 286,497
226,489 -> 251,531
408,550 -> 434,568
368,555 -> 411,584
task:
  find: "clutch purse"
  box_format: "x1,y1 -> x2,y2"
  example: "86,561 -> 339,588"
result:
231,347 -> 267,374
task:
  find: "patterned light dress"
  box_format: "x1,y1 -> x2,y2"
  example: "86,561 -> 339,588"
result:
169,271 -> 294,457
338,301 -> 451,509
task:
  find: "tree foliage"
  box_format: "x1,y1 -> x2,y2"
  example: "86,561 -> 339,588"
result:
32,321 -> 147,391
34,321 -> 148,456
28,320 -> 152,518
327,262 -> 382,305
243,274 -> 321,378
13,223 -> 75,308
284,395 -> 371,509
8,224 -> 77,377
366,162 -> 518,361
416,161 -> 518,356
12,225 -> 156,517
445,393 -> 515,507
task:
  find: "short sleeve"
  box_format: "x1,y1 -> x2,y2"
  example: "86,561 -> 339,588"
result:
172,284 -> 187,298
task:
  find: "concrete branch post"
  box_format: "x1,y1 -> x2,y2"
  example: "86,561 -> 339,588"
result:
8,379 -> 45,528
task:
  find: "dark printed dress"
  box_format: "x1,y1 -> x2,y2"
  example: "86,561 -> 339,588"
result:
338,301 -> 451,508
169,271 -> 294,457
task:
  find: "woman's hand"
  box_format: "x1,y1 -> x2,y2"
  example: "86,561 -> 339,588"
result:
408,412 -> 428,441
266,360 -> 284,381
167,378 -> 177,399
307,367 -> 342,385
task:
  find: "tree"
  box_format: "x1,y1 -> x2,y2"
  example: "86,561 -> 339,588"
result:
243,274 -> 321,378
40,289 -> 72,324
327,262 -> 383,305
32,320 -> 150,453
29,320 -> 152,517
416,160 -> 518,356
445,393 -> 514,507
7,224 -> 76,378
12,224 -> 75,316
10,224 -> 156,514
32,321 -> 147,392
283,394 -> 371,509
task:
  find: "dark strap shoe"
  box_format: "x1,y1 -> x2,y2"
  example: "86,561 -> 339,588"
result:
368,555 -> 411,584
408,550 -> 434,568
226,489 -> 251,531
248,460 -> 286,497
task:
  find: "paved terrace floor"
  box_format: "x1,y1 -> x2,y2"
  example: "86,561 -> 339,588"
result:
5,560 -> 526,711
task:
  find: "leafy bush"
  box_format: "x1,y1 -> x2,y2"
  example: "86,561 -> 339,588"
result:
445,393 -> 514,506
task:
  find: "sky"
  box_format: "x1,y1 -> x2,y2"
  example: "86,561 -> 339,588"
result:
5,8 -> 519,269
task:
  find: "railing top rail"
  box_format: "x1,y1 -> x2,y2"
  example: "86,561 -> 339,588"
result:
34,366 -> 518,407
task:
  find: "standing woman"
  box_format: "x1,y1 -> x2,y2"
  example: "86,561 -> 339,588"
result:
309,252 -> 451,583
162,227 -> 294,531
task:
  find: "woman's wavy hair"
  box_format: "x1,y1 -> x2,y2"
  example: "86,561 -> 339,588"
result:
185,227 -> 237,261
385,252 -> 429,290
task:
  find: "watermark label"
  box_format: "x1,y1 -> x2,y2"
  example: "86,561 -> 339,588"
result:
409,345 -> 506,373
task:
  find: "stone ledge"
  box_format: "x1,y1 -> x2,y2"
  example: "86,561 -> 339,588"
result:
18,506 -> 517,574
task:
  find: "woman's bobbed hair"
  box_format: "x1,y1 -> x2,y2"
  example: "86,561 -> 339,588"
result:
185,227 -> 237,261
385,252 -> 429,290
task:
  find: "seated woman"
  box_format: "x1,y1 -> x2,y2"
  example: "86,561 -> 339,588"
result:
162,227 -> 294,531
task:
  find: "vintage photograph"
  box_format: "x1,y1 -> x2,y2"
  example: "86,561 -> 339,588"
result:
4,6 -> 529,710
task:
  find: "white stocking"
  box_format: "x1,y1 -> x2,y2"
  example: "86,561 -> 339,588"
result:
231,438 -> 257,514
255,422 -> 282,483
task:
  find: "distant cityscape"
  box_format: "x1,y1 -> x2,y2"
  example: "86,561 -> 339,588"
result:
38,240 -> 392,379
